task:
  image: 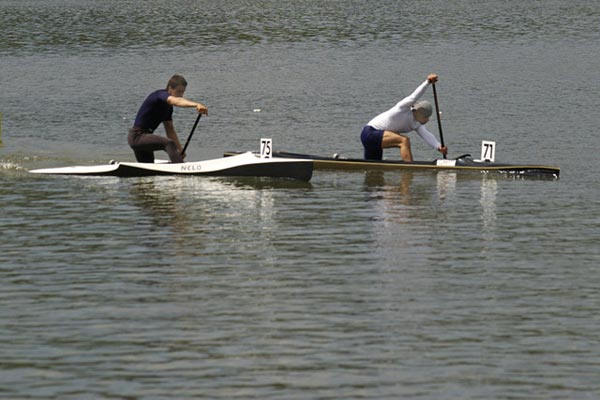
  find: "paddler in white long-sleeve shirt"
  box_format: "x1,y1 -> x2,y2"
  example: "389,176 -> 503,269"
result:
360,74 -> 448,161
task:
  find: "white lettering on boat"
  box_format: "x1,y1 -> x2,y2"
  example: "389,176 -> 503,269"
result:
180,164 -> 202,172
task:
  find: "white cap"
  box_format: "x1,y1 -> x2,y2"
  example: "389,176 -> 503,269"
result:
413,100 -> 433,117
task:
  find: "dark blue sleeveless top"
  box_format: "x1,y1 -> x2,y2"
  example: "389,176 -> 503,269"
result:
133,89 -> 173,132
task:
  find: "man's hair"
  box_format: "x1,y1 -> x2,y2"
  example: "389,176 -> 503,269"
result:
167,75 -> 188,89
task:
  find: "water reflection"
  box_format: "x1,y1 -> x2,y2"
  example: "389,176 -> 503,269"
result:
126,176 -> 312,257
363,170 -> 414,204
363,170 -> 461,209
360,170 -> 502,261
480,177 -> 498,242
128,178 -> 189,229
360,171 -> 432,265
436,171 -> 457,204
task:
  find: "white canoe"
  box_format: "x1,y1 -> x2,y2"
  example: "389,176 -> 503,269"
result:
30,151 -> 313,181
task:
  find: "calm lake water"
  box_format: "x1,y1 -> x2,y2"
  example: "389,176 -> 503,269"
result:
1,1 -> 599,398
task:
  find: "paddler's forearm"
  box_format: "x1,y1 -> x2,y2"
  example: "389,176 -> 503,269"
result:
168,96 -> 208,114
402,75 -> 438,106
409,80 -> 431,102
416,125 -> 442,150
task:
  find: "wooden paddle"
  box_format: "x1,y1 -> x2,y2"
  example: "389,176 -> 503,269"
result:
431,81 -> 447,159
181,113 -> 202,157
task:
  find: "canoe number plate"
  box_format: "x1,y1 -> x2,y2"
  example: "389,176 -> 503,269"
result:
260,138 -> 272,159
480,140 -> 496,162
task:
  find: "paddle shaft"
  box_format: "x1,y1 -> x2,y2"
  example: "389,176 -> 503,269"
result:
431,82 -> 446,159
181,113 -> 202,156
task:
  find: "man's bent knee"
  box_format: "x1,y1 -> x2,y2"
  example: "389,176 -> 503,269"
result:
382,131 -> 409,149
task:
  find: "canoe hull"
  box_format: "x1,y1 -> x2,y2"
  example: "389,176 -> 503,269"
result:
224,151 -> 560,178
30,152 -> 314,181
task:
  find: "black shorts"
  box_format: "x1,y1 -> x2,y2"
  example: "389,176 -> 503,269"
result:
360,125 -> 384,160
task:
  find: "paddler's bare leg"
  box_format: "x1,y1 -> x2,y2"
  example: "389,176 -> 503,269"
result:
382,131 -> 413,162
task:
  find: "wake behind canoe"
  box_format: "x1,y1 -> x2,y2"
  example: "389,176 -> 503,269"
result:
224,151 -> 560,178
